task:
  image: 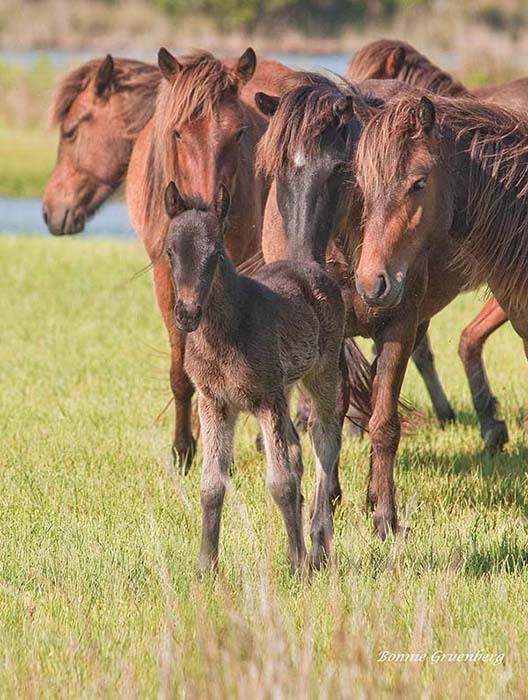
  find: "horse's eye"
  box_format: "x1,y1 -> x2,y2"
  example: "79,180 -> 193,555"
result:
410,177 -> 427,192
63,125 -> 78,141
173,130 -> 181,140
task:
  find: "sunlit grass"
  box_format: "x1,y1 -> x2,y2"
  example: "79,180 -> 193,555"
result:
0,234 -> 527,698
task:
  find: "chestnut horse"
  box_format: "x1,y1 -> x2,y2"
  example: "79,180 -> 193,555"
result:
347,38 -> 528,450
126,49 -> 293,471
43,55 -> 160,234
354,91 -> 528,417
256,73 -> 503,538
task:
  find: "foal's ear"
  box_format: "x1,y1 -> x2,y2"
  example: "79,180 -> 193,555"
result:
94,55 -> 114,97
333,95 -> 354,124
158,48 -> 181,83
164,181 -> 186,219
236,48 -> 257,86
213,184 -> 231,224
385,46 -> 405,78
418,95 -> 436,135
255,92 -> 280,117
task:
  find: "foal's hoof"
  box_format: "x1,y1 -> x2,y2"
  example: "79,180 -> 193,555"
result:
437,407 -> 456,428
483,420 -> 509,454
197,554 -> 217,578
172,436 -> 197,475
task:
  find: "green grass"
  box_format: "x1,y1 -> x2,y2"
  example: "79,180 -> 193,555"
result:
0,123 -> 56,198
1,234 -> 527,698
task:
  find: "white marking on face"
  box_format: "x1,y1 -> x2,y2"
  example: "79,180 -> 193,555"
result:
294,149 -> 306,167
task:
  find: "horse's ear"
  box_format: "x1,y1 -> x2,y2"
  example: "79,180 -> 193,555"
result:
333,95 -> 354,123
164,181 -> 186,219
418,95 -> 436,135
213,184 -> 231,224
236,48 -> 257,86
94,55 -> 114,97
158,48 -> 181,83
385,46 -> 405,78
255,92 -> 279,117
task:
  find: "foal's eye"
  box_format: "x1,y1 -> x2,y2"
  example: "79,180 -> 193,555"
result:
62,125 -> 78,141
410,177 -> 428,193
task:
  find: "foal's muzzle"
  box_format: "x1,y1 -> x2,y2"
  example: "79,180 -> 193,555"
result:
174,300 -> 203,332
356,270 -> 405,308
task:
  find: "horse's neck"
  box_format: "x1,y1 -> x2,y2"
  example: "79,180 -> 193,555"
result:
224,152 -> 263,265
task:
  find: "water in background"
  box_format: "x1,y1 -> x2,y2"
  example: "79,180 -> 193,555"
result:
0,50 -> 350,240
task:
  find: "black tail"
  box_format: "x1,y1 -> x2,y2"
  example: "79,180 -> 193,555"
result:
342,338 -> 422,433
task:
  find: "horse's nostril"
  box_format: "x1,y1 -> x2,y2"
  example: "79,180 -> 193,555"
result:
376,273 -> 388,299
42,207 -> 48,225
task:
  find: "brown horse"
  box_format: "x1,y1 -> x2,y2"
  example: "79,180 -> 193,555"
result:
347,38 -> 528,449
43,55 -> 160,234
126,49 -> 292,471
355,93 -> 528,345
256,73 -> 502,538
164,179 -> 349,572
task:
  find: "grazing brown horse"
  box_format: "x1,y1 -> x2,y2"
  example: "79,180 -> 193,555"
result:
43,55 -> 160,234
164,180 -> 349,572
126,49 -> 293,471
347,38 -> 528,450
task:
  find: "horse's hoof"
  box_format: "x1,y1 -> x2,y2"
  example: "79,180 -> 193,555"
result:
172,436 -> 197,475
373,510 -> 397,541
255,432 -> 264,453
437,407 -> 456,428
483,421 -> 509,453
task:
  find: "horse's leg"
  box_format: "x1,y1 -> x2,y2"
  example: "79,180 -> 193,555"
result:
196,395 -> 237,574
368,317 -> 417,540
302,351 -> 346,569
258,399 -> 306,571
153,260 -> 196,472
411,327 -> 456,427
458,297 -> 509,452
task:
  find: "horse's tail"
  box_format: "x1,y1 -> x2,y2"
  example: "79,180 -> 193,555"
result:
342,338 -> 422,434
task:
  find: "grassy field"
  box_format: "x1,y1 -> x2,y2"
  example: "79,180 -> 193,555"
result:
1,234 -> 528,698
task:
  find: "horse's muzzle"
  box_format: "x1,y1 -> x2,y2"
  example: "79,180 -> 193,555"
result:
174,300 -> 203,333
43,205 -> 86,235
356,270 -> 405,308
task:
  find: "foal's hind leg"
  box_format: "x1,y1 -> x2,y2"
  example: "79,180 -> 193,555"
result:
196,395 -> 237,574
153,260 -> 196,473
458,297 -> 509,452
258,399 -> 306,572
412,328 -> 456,427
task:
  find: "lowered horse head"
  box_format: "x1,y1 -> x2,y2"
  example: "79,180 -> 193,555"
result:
256,72 -> 366,264
164,180 -> 231,333
347,39 -> 468,97
354,95 -> 447,308
43,55 -> 160,235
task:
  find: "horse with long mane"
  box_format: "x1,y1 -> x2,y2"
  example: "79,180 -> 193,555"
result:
43,55 -> 160,235
354,93 -> 528,344
347,38 -> 528,449
256,72 -> 500,539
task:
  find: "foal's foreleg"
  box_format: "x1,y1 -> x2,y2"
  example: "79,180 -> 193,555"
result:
153,260 -> 196,472
458,297 -> 509,452
258,401 -> 306,571
197,395 -> 237,574
369,318 -> 417,540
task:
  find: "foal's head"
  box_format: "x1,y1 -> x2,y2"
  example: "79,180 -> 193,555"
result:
354,95 -> 450,308
43,55 -> 159,235
256,73 -> 361,262
164,181 -> 231,332
155,48 -> 256,208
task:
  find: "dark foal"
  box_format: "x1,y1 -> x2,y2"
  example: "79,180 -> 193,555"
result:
164,181 -> 348,573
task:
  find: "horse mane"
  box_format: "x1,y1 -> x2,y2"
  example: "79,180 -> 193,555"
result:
140,52 -> 242,254
49,57 -> 161,137
257,71 -> 372,177
348,39 -> 469,97
356,93 -> 528,313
